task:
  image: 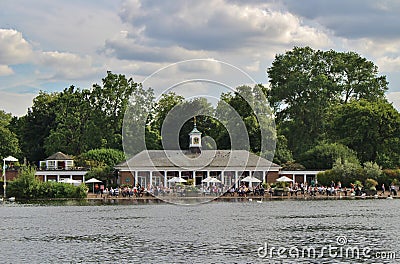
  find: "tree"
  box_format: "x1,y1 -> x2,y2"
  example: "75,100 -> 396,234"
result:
317,159 -> 363,187
0,110 -> 20,159
16,92 -> 59,163
298,142 -> 359,169
272,135 -> 293,165
44,86 -> 91,156
153,92 -> 185,133
79,148 -> 126,185
217,85 -> 276,158
90,71 -> 138,150
122,83 -> 156,157
328,99 -> 400,167
267,46 -> 388,158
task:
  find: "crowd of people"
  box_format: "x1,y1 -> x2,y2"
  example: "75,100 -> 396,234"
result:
94,181 -> 399,198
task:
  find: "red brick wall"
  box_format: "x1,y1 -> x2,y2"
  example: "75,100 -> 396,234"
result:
266,171 -> 279,183
119,171 -> 135,186
0,170 -> 19,181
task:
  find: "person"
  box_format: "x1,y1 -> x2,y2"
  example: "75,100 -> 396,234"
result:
381,184 -> 385,195
390,184 -> 397,196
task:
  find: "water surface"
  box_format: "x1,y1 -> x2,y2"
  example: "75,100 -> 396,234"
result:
0,199 -> 399,263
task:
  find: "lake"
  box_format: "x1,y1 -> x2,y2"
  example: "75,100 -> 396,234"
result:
0,199 -> 399,263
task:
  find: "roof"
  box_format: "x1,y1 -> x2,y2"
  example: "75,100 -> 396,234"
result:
115,150 -> 280,171
189,126 -> 201,135
45,152 -> 73,161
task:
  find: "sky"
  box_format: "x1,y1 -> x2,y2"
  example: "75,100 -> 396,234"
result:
1,0 -> 400,116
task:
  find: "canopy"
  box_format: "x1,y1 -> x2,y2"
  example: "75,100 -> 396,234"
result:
209,177 -> 221,183
62,178 -> 81,184
3,156 -> 18,162
85,178 -> 102,183
276,176 -> 294,182
85,178 -> 102,193
201,176 -> 213,183
241,176 -> 262,183
168,177 -> 187,183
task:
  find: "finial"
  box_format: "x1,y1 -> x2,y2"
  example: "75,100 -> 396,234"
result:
194,116 -> 197,127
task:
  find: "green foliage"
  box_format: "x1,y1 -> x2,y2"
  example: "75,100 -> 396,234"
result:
281,161 -> 305,171
363,161 -> 382,180
78,148 -> 125,185
365,178 -> 378,190
0,110 -> 21,159
317,159 -> 363,187
273,135 -> 293,165
268,46 -> 388,159
7,167 -> 87,199
317,159 -> 385,188
122,83 -> 156,156
328,99 -> 400,167
299,143 -> 359,169
44,86 -> 92,155
16,92 -> 59,163
217,85 -> 276,159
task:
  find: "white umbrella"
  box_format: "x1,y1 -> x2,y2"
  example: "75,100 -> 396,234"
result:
276,176 -> 294,182
241,176 -> 262,183
3,156 -> 18,162
62,178 -> 81,185
168,177 -> 187,183
85,178 -> 103,193
201,176 -> 213,183
209,177 -> 221,183
241,176 -> 262,188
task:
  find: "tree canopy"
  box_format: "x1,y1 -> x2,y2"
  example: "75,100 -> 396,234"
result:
267,46 -> 388,159
3,47 -> 399,172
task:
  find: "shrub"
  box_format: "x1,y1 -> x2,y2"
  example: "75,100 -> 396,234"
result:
7,166 -> 87,199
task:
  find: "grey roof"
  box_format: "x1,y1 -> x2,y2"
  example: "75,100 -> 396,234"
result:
46,152 -> 73,161
115,150 -> 280,170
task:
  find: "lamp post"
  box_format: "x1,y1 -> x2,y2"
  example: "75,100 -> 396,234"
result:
2,156 -> 18,199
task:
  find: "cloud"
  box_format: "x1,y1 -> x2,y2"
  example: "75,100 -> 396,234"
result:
38,51 -> 102,80
106,0 -> 331,63
281,0 -> 400,40
0,65 -> 14,76
376,56 -> 400,73
0,90 -> 36,116
0,29 -> 33,64
386,91 -> 400,111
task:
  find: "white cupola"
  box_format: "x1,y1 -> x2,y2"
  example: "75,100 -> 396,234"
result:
189,117 -> 202,153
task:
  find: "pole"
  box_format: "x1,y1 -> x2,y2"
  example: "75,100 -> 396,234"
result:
3,159 -> 6,199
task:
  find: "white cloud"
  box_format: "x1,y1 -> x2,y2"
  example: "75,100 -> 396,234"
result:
0,91 -> 36,116
386,92 -> 400,111
110,0 -> 331,62
38,51 -> 102,80
0,65 -> 14,76
0,29 -> 33,64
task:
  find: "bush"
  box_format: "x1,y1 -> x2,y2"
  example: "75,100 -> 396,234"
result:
364,178 -> 378,190
7,166 -> 87,199
299,143 -> 359,170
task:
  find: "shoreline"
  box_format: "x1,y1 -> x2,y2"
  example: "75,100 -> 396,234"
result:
3,193 -> 396,205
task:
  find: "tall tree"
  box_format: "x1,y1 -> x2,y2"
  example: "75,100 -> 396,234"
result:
217,85 -> 276,158
0,110 -> 21,159
267,46 -> 388,158
44,86 -> 91,156
90,71 -> 139,150
17,91 -> 59,163
328,99 -> 400,168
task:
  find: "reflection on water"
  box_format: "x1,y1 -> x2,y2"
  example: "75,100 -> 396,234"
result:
0,200 -> 399,263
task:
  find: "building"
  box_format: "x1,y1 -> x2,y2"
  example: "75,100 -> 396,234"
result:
115,122 -> 282,191
36,152 -> 88,183
279,170 -> 323,185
